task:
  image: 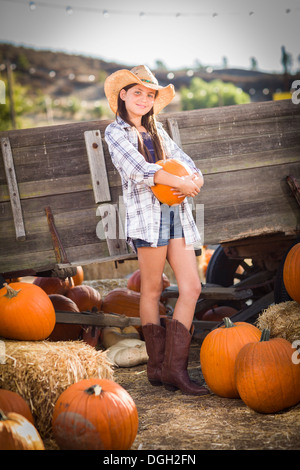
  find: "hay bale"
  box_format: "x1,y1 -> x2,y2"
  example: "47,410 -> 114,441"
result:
255,301 -> 300,344
0,339 -> 113,439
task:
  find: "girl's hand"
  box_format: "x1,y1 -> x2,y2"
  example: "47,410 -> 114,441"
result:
172,174 -> 200,198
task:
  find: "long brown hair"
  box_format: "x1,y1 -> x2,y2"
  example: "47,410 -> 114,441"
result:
117,83 -> 165,162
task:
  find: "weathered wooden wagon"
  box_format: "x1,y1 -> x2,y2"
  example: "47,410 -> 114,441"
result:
1,99 -> 299,330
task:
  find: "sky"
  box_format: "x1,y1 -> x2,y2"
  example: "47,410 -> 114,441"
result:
0,0 -> 299,73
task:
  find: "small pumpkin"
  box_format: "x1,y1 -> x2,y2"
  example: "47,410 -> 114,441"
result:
0,411 -> 45,450
102,288 -> 166,318
0,390 -> 34,424
72,266 -> 84,286
200,317 -> 261,398
33,276 -> 73,295
65,285 -> 102,312
52,378 -> 138,450
235,329 -> 300,414
201,305 -> 238,322
127,269 -> 170,293
283,242 -> 300,302
151,158 -> 193,206
0,283 -> 56,341
47,294 -> 82,342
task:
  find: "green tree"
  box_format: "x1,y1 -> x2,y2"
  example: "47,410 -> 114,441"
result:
0,78 -> 34,130
180,77 -> 250,110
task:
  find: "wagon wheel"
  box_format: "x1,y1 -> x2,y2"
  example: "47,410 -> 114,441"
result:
205,245 -> 274,306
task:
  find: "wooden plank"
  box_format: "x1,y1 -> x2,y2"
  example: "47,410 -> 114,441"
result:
167,118 -> 182,147
55,311 -> 141,327
161,284 -> 253,301
0,137 -> 26,241
84,130 -> 111,204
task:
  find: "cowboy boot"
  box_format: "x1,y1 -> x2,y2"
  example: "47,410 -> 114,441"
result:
142,322 -> 166,386
161,319 -> 209,395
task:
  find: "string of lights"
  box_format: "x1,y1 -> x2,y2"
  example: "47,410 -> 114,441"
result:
1,0 -> 299,18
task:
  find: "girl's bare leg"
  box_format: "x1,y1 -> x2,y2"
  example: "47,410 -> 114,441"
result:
166,238 -> 201,330
137,245 -> 168,326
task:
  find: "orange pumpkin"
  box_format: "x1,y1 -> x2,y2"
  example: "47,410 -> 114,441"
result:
283,242 -> 300,302
33,276 -> 73,295
127,269 -> 170,293
151,158 -> 193,206
102,288 -> 166,317
52,378 -> 138,450
200,317 -> 261,398
0,411 -> 45,450
47,294 -> 82,342
0,283 -> 56,341
235,329 -> 300,413
0,390 -> 34,424
65,285 -> 102,312
72,266 -> 84,286
201,305 -> 238,322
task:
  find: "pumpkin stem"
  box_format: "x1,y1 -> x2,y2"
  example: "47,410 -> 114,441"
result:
3,283 -> 21,299
260,329 -> 271,342
223,317 -> 235,328
0,410 -> 8,421
85,384 -> 102,397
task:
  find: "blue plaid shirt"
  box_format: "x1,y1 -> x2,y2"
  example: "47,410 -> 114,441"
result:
105,116 -> 203,248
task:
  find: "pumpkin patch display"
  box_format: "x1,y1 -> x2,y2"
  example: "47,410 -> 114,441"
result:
283,242 -> 300,302
0,411 -> 45,450
235,329 -> 300,414
0,389 -> 34,424
151,158 -> 193,206
0,283 -> 56,341
200,317 -> 261,398
52,378 -> 138,450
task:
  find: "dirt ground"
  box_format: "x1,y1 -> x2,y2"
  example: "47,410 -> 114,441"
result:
113,339 -> 300,451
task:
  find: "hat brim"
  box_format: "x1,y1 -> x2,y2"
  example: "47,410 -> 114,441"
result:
104,69 -> 175,115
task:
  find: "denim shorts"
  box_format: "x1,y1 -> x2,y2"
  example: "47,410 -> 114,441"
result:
132,205 -> 184,249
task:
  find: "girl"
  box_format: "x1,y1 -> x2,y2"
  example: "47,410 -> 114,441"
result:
104,65 -> 208,396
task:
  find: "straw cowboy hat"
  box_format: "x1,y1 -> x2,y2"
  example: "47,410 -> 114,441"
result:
104,65 -> 175,115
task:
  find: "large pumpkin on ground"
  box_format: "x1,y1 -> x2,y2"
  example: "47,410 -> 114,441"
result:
0,283 -> 56,341
52,378 -> 138,450
102,288 -> 166,317
200,317 -> 261,398
0,411 -> 45,450
283,242 -> 300,302
235,329 -> 300,414
151,158 -> 193,206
